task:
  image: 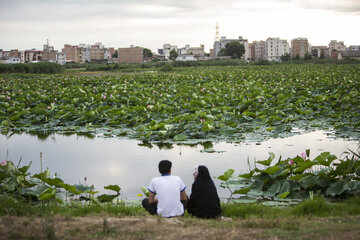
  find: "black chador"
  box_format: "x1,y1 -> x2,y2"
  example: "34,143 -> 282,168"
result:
187,165 -> 221,218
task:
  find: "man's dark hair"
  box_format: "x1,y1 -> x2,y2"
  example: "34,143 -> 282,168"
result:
158,160 -> 172,174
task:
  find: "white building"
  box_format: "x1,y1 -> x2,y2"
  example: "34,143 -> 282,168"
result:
349,45 -> 360,51
213,36 -> 249,60
56,52 -> 66,65
158,44 -> 178,60
176,55 -> 196,61
4,57 -> 21,64
79,43 -> 91,62
264,37 -> 290,62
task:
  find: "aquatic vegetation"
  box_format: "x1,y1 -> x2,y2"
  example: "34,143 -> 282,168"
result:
0,158 -> 121,205
0,64 -> 359,144
218,148 -> 360,205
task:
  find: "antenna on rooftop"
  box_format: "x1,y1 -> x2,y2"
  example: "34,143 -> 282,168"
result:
215,23 -> 220,42
46,38 -> 50,61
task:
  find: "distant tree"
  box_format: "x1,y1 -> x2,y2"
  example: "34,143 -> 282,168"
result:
293,54 -> 300,60
112,51 -> 118,58
223,41 -> 245,59
169,49 -> 178,61
304,52 -> 313,61
217,48 -> 226,56
143,48 -> 153,58
320,52 -> 325,59
280,53 -> 291,62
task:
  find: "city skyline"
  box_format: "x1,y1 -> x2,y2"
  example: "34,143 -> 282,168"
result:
0,0 -> 359,52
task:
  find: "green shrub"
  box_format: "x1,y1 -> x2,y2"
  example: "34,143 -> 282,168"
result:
0,63 -> 64,73
159,64 -> 174,72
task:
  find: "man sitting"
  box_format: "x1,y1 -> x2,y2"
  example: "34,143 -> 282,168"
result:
142,160 -> 188,217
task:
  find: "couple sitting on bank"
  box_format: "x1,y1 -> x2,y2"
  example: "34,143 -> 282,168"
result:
142,160 -> 221,218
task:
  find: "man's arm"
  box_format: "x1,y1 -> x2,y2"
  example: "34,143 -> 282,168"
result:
180,190 -> 188,201
148,192 -> 158,204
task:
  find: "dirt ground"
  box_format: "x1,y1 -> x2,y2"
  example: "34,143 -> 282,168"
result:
1,215 -> 360,240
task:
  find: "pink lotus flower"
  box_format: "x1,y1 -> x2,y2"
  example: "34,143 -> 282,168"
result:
258,99 -> 262,102
289,159 -> 294,165
1,160 -> 6,166
301,152 -> 307,160
201,88 -> 205,92
200,119 -> 205,123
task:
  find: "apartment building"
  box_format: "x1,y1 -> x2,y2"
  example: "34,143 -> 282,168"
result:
105,47 -> 115,60
187,45 -> 205,56
264,38 -> 290,61
0,57 -> 20,64
158,44 -> 178,60
336,51 -> 360,60
213,36 -> 249,60
249,42 -> 256,61
291,38 -> 309,58
349,45 -> 360,51
175,44 -> 205,60
79,44 -> 91,62
42,44 -> 57,62
118,46 -> 143,63
249,41 -> 266,61
311,46 -> 328,58
90,42 -> 106,62
90,48 -> 106,62
56,52 -> 66,65
62,44 -> 86,63
25,50 -> 43,62
328,40 -> 346,58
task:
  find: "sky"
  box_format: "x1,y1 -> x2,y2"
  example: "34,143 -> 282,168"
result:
0,0 -> 359,52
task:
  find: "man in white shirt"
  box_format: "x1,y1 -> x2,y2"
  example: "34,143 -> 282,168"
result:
142,160 -> 188,217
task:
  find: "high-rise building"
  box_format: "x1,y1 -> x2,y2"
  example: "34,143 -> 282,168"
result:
291,38 -> 309,58
264,38 -> 290,61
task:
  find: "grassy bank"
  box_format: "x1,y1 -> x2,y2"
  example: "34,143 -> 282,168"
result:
1,194 -> 360,218
1,197 -> 360,240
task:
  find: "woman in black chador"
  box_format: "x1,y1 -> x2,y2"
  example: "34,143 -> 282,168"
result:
187,165 -> 221,218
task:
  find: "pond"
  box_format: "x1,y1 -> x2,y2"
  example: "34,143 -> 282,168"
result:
0,131 -> 358,200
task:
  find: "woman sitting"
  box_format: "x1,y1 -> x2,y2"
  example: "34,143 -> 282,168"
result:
187,165 -> 221,218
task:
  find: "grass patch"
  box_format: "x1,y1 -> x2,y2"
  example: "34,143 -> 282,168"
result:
0,196 -> 146,217
1,195 -> 360,220
221,196 -> 360,219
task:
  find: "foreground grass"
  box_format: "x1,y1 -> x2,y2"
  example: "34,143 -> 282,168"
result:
2,196 -> 360,218
1,197 -> 360,239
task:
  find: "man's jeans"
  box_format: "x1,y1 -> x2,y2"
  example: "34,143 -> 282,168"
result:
142,198 -> 188,216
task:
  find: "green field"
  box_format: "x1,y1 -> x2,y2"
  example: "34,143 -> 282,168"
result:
1,64 -> 359,143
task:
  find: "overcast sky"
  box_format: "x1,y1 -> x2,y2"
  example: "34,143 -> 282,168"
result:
0,0 -> 359,52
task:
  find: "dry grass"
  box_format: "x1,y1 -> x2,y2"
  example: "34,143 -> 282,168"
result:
1,215 -> 360,240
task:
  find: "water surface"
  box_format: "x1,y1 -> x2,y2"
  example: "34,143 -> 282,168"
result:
0,131 -> 358,200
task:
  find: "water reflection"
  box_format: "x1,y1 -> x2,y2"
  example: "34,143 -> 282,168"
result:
0,131 -> 358,200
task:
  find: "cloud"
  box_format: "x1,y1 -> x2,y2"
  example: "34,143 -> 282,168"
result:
294,0 -> 360,14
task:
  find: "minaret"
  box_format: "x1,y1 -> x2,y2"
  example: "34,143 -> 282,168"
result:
215,23 -> 220,42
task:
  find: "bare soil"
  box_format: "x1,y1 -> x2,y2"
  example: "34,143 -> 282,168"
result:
1,215 -> 359,240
